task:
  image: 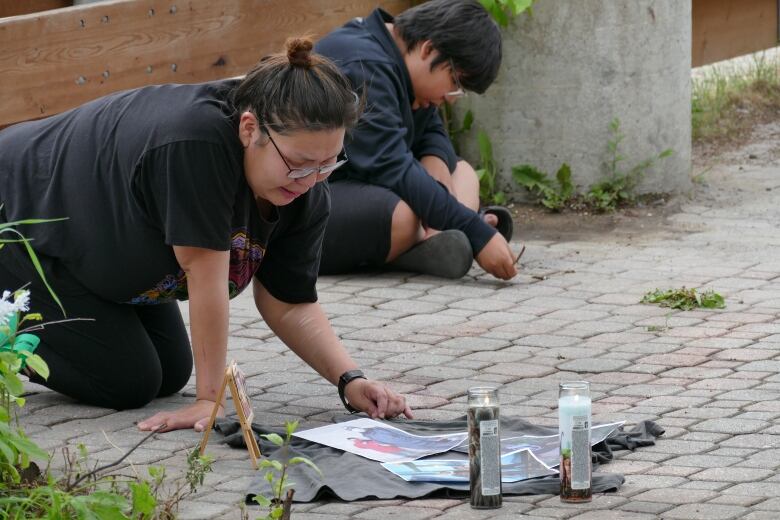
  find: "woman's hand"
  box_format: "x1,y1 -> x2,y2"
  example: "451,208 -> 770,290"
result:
137,399 -> 224,433
344,379 -> 413,419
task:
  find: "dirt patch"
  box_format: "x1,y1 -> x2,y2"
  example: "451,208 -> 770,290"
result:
698,120 -> 780,168
510,196 -> 684,243
510,107 -> 780,245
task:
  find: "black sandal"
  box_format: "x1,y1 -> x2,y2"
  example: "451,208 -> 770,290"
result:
479,205 -> 514,242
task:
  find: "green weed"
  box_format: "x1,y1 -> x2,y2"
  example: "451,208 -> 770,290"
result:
0,435 -> 214,519
587,118 -> 673,212
245,420 -> 321,520
441,105 -> 473,156
475,129 -> 508,205
513,119 -> 672,212
512,163 -> 574,211
441,107 -> 508,205
480,0 -> 535,26
641,287 -> 726,311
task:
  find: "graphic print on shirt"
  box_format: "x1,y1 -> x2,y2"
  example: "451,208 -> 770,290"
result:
128,228 -> 265,304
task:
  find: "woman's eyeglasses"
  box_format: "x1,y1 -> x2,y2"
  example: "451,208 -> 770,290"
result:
262,125 -> 348,180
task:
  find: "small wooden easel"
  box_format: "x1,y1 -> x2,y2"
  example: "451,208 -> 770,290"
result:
199,360 -> 261,468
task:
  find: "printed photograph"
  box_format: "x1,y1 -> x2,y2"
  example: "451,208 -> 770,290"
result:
294,418 -> 467,463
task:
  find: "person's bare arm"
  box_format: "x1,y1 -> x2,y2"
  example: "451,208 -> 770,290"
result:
138,246 -> 230,432
253,279 -> 412,419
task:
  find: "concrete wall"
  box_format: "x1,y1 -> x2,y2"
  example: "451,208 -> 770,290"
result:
458,0 -> 692,199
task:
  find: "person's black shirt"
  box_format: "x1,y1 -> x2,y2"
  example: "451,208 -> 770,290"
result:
0,80 -> 328,305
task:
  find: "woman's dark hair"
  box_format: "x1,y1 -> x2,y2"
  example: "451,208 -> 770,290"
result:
232,37 -> 362,134
394,0 -> 502,94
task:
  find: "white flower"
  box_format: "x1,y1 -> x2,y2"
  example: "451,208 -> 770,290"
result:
0,289 -> 30,327
13,290 -> 30,313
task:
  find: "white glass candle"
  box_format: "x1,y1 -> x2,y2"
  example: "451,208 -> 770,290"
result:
558,381 -> 592,502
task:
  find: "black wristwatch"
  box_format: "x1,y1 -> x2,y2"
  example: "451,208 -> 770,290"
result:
338,369 -> 367,413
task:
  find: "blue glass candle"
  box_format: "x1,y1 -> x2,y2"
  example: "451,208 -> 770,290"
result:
558,381 -> 592,502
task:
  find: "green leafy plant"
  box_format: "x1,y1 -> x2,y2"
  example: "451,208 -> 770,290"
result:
441,110 -> 508,205
480,0 -> 535,26
247,420 -> 321,520
441,105 -> 473,156
587,118 -> 673,212
512,163 -> 574,210
0,437 -> 214,518
0,289 -> 50,485
641,287 -> 726,311
475,129 -> 508,205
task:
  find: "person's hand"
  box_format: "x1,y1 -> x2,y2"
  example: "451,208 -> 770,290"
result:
345,379 -> 413,419
475,233 -> 518,280
137,399 -> 224,433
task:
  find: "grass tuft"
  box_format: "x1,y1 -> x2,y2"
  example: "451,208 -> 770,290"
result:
693,53 -> 780,143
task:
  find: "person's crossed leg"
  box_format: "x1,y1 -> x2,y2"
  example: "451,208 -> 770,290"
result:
320,159 -> 516,280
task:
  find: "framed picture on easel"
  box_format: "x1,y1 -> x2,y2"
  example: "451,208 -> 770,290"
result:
199,360 -> 261,468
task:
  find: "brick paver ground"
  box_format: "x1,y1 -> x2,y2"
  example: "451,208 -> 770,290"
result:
19,155 -> 780,519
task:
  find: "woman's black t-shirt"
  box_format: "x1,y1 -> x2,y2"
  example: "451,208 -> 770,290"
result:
0,80 -> 328,305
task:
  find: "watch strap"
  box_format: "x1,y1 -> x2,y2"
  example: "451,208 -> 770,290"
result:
338,369 -> 367,413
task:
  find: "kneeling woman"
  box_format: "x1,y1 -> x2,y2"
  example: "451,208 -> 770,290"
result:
0,38 -> 411,432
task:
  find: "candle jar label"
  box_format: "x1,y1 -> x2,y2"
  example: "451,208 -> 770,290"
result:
479,419 -> 501,496
467,387 -> 502,509
570,416 -> 590,489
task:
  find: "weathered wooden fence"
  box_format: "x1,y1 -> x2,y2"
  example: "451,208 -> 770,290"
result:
0,0 -> 413,128
4,0 -> 779,128
693,0 -> 779,66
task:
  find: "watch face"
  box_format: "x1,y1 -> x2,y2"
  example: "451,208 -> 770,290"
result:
341,370 -> 365,385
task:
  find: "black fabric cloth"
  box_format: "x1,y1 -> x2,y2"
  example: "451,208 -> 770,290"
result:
214,415 -> 663,503
319,181 -> 400,274
315,8 -> 497,257
592,420 -> 666,465
0,80 -> 328,306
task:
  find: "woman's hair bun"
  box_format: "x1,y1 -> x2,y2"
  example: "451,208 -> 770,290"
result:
286,37 -> 314,68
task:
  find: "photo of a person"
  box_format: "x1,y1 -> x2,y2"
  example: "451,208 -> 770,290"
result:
294,418 -> 465,463
349,438 -> 402,454
344,424 -> 464,452
230,361 -> 254,424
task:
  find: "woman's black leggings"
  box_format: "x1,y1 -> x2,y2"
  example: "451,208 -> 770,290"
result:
0,252 -> 192,410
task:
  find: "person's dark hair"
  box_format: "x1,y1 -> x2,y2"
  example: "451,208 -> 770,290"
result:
232,36 -> 362,134
394,0 -> 502,94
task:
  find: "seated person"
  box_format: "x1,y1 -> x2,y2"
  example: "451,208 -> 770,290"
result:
316,0 -> 517,280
